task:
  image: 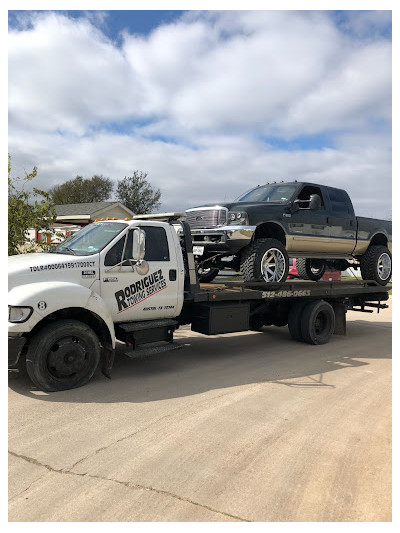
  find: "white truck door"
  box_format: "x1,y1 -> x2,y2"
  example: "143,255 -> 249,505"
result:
100,223 -> 179,322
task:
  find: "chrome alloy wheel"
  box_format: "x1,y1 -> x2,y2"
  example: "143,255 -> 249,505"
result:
260,248 -> 286,282
377,253 -> 391,281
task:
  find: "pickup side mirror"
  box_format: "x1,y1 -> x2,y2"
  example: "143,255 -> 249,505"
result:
292,193 -> 322,211
309,194 -> 321,210
132,228 -> 146,261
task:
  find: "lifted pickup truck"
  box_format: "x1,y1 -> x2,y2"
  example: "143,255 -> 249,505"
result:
186,181 -> 392,285
8,216 -> 390,392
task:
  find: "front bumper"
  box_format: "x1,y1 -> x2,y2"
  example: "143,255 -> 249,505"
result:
8,336 -> 27,367
190,225 -> 256,254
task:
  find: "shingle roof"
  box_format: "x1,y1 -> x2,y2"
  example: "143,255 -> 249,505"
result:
55,202 -> 122,216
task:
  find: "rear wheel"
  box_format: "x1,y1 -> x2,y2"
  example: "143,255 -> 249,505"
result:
360,245 -> 392,285
240,238 -> 289,282
26,319 -> 101,392
296,258 -> 326,281
300,300 -> 335,345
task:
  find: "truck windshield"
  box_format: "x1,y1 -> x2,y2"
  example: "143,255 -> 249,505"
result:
49,222 -> 128,256
236,184 -> 298,203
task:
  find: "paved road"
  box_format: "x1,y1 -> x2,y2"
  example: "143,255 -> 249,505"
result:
9,300 -> 392,522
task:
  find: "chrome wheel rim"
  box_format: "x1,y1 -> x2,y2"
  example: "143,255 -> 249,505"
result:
377,253 -> 391,280
261,248 -> 286,282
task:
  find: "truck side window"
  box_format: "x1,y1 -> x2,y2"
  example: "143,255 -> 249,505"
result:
328,188 -> 351,214
141,226 -> 170,261
297,186 -> 325,209
104,231 -> 133,266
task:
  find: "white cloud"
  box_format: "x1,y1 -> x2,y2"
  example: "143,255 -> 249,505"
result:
8,10 -> 392,218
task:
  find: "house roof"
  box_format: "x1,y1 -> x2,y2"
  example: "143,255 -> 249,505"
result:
54,202 -> 133,217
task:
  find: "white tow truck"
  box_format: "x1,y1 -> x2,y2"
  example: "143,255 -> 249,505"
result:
8,215 -> 390,392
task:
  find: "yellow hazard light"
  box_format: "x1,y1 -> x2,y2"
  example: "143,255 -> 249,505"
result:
125,217 -> 130,220
94,219 -> 98,222
100,218 -> 105,221
113,217 -> 117,220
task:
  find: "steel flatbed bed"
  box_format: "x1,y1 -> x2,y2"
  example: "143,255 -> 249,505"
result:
190,279 -> 390,305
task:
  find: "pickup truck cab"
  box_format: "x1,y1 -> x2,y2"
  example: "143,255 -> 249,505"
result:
8,216 -> 391,392
186,181 -> 392,285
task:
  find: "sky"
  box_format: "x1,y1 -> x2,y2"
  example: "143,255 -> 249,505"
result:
8,9 -> 392,218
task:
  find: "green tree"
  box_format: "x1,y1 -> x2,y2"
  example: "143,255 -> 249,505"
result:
116,171 -> 161,214
8,155 -> 56,255
49,174 -> 113,204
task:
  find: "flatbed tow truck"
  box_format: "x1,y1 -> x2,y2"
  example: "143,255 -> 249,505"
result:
8,216 -> 391,392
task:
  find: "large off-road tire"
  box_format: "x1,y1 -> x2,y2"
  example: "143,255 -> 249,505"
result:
360,245 -> 392,286
197,267 -> 219,283
240,238 -> 289,282
296,258 -> 326,281
26,319 -> 101,392
300,300 -> 335,345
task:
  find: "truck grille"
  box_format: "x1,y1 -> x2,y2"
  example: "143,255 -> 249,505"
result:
186,207 -> 228,229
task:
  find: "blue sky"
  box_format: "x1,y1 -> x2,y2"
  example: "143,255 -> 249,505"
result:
8,10 -> 392,217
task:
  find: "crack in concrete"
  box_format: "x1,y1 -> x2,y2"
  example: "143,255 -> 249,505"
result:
9,450 -> 250,522
68,387 -> 242,471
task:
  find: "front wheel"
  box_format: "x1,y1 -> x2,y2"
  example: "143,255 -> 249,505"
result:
26,319 -> 101,392
296,258 -> 326,281
240,238 -> 289,282
360,245 -> 392,285
197,267 -> 219,283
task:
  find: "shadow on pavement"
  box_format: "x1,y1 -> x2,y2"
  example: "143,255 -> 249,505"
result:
8,320 -> 392,403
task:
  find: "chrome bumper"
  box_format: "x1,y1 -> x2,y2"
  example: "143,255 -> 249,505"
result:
190,225 -> 256,254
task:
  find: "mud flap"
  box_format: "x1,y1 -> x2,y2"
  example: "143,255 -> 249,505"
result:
101,346 -> 115,379
332,302 -> 346,335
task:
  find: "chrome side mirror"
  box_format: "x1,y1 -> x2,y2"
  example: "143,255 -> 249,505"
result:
132,228 -> 146,261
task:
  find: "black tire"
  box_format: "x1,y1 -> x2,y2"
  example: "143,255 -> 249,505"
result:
296,258 -> 326,281
240,238 -> 289,282
300,300 -> 335,345
197,267 -> 219,283
360,245 -> 392,286
288,300 -> 309,341
26,319 -> 101,392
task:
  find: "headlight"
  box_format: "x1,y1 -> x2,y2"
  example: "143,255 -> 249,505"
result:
8,306 -> 33,323
228,211 -> 249,225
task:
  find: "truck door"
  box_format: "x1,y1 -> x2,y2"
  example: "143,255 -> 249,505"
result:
325,188 -> 356,253
287,184 -> 331,252
100,224 -> 179,322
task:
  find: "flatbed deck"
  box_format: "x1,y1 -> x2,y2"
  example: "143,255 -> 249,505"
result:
192,279 -> 391,304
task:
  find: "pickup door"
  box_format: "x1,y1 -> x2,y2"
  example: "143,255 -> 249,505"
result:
100,224 -> 180,322
325,187 -> 356,253
287,184 -> 356,254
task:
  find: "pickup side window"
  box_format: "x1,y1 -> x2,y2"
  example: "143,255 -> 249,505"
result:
297,185 -> 325,209
328,188 -> 351,214
140,226 -> 170,261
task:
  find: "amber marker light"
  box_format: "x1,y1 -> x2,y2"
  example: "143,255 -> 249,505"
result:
125,217 -> 130,220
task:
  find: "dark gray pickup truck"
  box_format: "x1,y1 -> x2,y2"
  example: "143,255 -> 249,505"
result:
186,181 -> 392,285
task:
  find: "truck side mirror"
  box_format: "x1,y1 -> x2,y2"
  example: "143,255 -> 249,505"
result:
132,229 -> 146,261
309,194 -> 321,210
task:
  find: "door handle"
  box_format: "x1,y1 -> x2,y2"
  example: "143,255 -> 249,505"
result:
326,217 -> 331,224
169,269 -> 177,281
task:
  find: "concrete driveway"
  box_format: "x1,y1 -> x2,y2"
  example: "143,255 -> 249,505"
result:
8,300 -> 392,522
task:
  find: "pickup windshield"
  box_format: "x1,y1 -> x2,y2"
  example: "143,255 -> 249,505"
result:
236,184 -> 298,203
49,222 -> 127,256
